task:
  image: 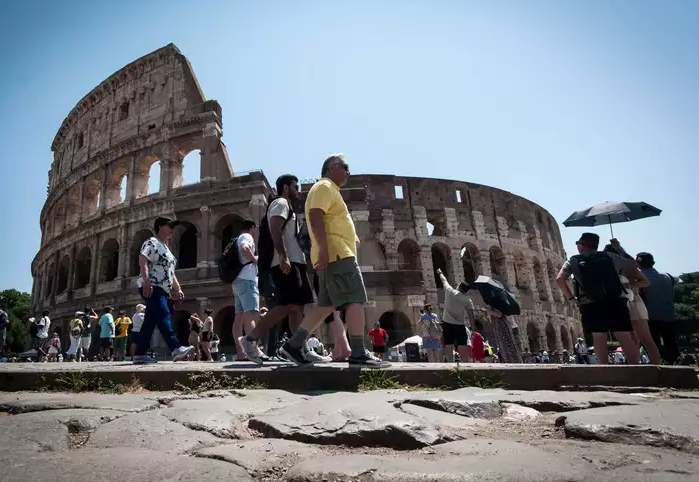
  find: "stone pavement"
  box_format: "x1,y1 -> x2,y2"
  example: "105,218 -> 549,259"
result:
1,388 -> 698,481
1,361 -> 697,391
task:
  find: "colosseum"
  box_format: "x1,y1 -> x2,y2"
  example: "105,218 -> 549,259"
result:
31,44 -> 582,358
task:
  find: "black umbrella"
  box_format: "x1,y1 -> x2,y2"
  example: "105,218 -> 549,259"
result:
562,201 -> 661,237
473,275 -> 521,316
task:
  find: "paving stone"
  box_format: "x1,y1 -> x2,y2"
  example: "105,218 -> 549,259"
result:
502,403 -> 542,421
0,409 -> 122,453
162,389 -> 307,438
561,399 -> 699,454
85,410 -> 221,453
0,392 -> 160,413
249,391 -> 461,449
286,440 -> 592,482
195,439 -> 322,472
1,448 -> 254,482
397,402 -> 489,431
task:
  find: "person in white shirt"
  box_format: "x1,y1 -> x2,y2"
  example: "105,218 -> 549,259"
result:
33,310 -> 51,360
232,219 -> 262,361
130,304 -> 145,358
436,269 -> 475,362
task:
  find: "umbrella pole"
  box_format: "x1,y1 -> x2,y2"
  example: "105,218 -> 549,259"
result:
609,215 -> 614,239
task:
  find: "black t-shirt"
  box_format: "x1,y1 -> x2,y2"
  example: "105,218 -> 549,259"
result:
81,315 -> 92,337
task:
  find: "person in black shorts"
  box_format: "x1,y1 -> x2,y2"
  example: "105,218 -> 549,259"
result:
238,174 -> 321,364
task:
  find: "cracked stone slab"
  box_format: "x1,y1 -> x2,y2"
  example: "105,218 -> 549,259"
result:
85,410 -> 221,453
286,440 -> 592,482
0,392 -> 160,413
249,391 -> 462,449
162,389 -> 307,439
502,403 -> 542,421
0,409 -> 123,453
195,439 -> 321,472
530,439 -> 699,482
400,388 -> 647,415
1,448 -> 254,482
561,399 -> 699,454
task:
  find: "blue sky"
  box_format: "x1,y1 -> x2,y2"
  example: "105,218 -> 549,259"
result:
1,0 -> 697,292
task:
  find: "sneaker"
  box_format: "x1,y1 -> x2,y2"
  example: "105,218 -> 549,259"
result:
238,336 -> 263,365
304,349 -> 332,363
172,346 -> 195,362
348,350 -> 392,368
256,346 -> 271,362
279,342 -> 310,366
132,355 -> 158,365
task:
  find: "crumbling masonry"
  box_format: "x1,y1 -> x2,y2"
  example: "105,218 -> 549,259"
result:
31,44 -> 582,356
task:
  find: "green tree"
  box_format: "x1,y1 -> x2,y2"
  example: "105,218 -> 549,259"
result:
0,289 -> 31,353
675,272 -> 699,348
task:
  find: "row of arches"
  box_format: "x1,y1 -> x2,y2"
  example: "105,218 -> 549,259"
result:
42,212 -> 249,299
526,322 -> 580,353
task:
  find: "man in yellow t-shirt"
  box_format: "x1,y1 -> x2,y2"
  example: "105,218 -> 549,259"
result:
279,154 -> 389,368
114,310 -> 132,361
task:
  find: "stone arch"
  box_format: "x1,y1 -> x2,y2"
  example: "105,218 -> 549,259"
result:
512,249 -> 528,289
131,229 -> 154,276
460,243 -> 479,284
214,213 -> 245,258
74,246 -> 92,289
532,257 -> 548,301
45,264 -> 55,299
397,238 -> 421,270
57,255 -> 70,293
65,184 -> 81,227
489,246 -> 508,283
100,238 -> 119,282
213,305 -> 236,354
545,321 -> 557,351
172,310 -> 192,346
546,259 -> 560,301
378,311 -> 413,347
431,242 -> 452,288
172,221 -> 198,270
180,148 -> 201,186
133,154 -> 162,199
105,162 -> 129,208
84,175 -> 102,217
426,210 -> 447,237
527,322 -> 541,352
52,198 -> 67,236
560,325 -> 571,351
359,239 -> 388,270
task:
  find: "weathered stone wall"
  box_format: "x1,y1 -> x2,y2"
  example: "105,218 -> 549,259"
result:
31,44 -> 581,357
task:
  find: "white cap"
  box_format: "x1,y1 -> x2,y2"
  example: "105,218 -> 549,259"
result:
75,311 -> 84,317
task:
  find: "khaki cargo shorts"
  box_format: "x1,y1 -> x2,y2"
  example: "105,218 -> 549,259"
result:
316,256 -> 367,308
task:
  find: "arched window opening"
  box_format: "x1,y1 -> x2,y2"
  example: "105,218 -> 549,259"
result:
358,240 -> 388,270
489,246 -> 507,283
172,310 -> 192,346
147,161 -> 161,195
74,247 -> 92,289
57,255 -> 70,293
181,150 -> 201,186
100,239 -> 119,282
378,311 -> 413,347
120,175 -> 128,203
460,244 -> 478,284
560,326 -> 571,351
431,243 -> 451,288
213,306 -> 236,354
397,239 -> 421,270
173,222 -> 198,269
45,272 -> 54,299
426,212 -> 447,237
545,321 -> 557,351
527,323 -> 541,352
216,214 -> 245,257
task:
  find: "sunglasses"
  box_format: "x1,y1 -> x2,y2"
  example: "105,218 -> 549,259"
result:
333,162 -> 350,172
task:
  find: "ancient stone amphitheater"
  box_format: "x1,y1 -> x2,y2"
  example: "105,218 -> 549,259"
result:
31,44 -> 582,356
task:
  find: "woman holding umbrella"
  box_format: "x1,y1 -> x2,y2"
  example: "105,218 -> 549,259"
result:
484,306 -> 523,364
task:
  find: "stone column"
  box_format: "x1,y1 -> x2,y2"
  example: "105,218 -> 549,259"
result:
450,248 -> 463,282
50,252 -> 59,306
476,252 -> 490,279
100,168 -> 108,214
125,155 -> 137,203
77,177 -> 86,223
117,224 -> 128,279
39,262 -> 49,302
66,244 -> 76,297
200,122 -> 223,181
90,236 -> 100,294
381,209 -> 398,269
198,205 -> 211,267
504,254 -> 519,296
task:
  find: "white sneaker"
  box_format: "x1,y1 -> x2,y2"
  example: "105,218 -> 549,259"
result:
238,336 -> 263,365
304,349 -> 332,363
172,346 -> 195,362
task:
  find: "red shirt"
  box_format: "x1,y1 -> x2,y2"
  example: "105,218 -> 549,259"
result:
471,331 -> 485,361
368,328 -> 388,347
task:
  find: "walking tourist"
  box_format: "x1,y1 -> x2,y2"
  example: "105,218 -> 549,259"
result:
367,322 -> 388,360
67,312 -> 83,361
33,309 -> 51,360
230,219 -> 265,361
239,174 -> 321,364
279,154 -> 388,367
435,268 -> 475,363
188,313 -> 202,361
484,305 -> 523,363
636,252 -> 679,364
210,333 -> 220,361
134,217 -> 195,364
604,241 -> 661,364
114,310 -> 131,361
47,332 -> 61,362
79,308 -> 97,361
555,232 -> 642,365
201,308 -> 214,361
130,304 -> 145,357
419,304 -> 442,362
574,337 -> 588,364
99,307 -> 115,361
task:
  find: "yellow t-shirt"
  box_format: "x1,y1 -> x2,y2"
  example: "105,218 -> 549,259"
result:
305,178 -> 357,265
114,317 -> 132,338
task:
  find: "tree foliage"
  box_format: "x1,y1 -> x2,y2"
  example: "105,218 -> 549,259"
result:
675,272 -> 699,347
0,289 -> 31,352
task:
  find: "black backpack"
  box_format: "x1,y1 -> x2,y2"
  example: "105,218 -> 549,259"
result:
573,252 -> 624,302
218,236 -> 252,283
257,198 -> 294,272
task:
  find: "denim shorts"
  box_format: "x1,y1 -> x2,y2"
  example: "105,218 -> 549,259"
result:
233,278 -> 260,313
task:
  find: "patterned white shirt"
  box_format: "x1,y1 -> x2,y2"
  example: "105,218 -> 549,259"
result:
137,237 -> 177,294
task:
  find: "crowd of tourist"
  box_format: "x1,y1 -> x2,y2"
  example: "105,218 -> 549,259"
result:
9,154 -> 683,367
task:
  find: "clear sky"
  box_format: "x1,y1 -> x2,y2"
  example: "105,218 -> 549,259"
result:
1,0 -> 697,293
